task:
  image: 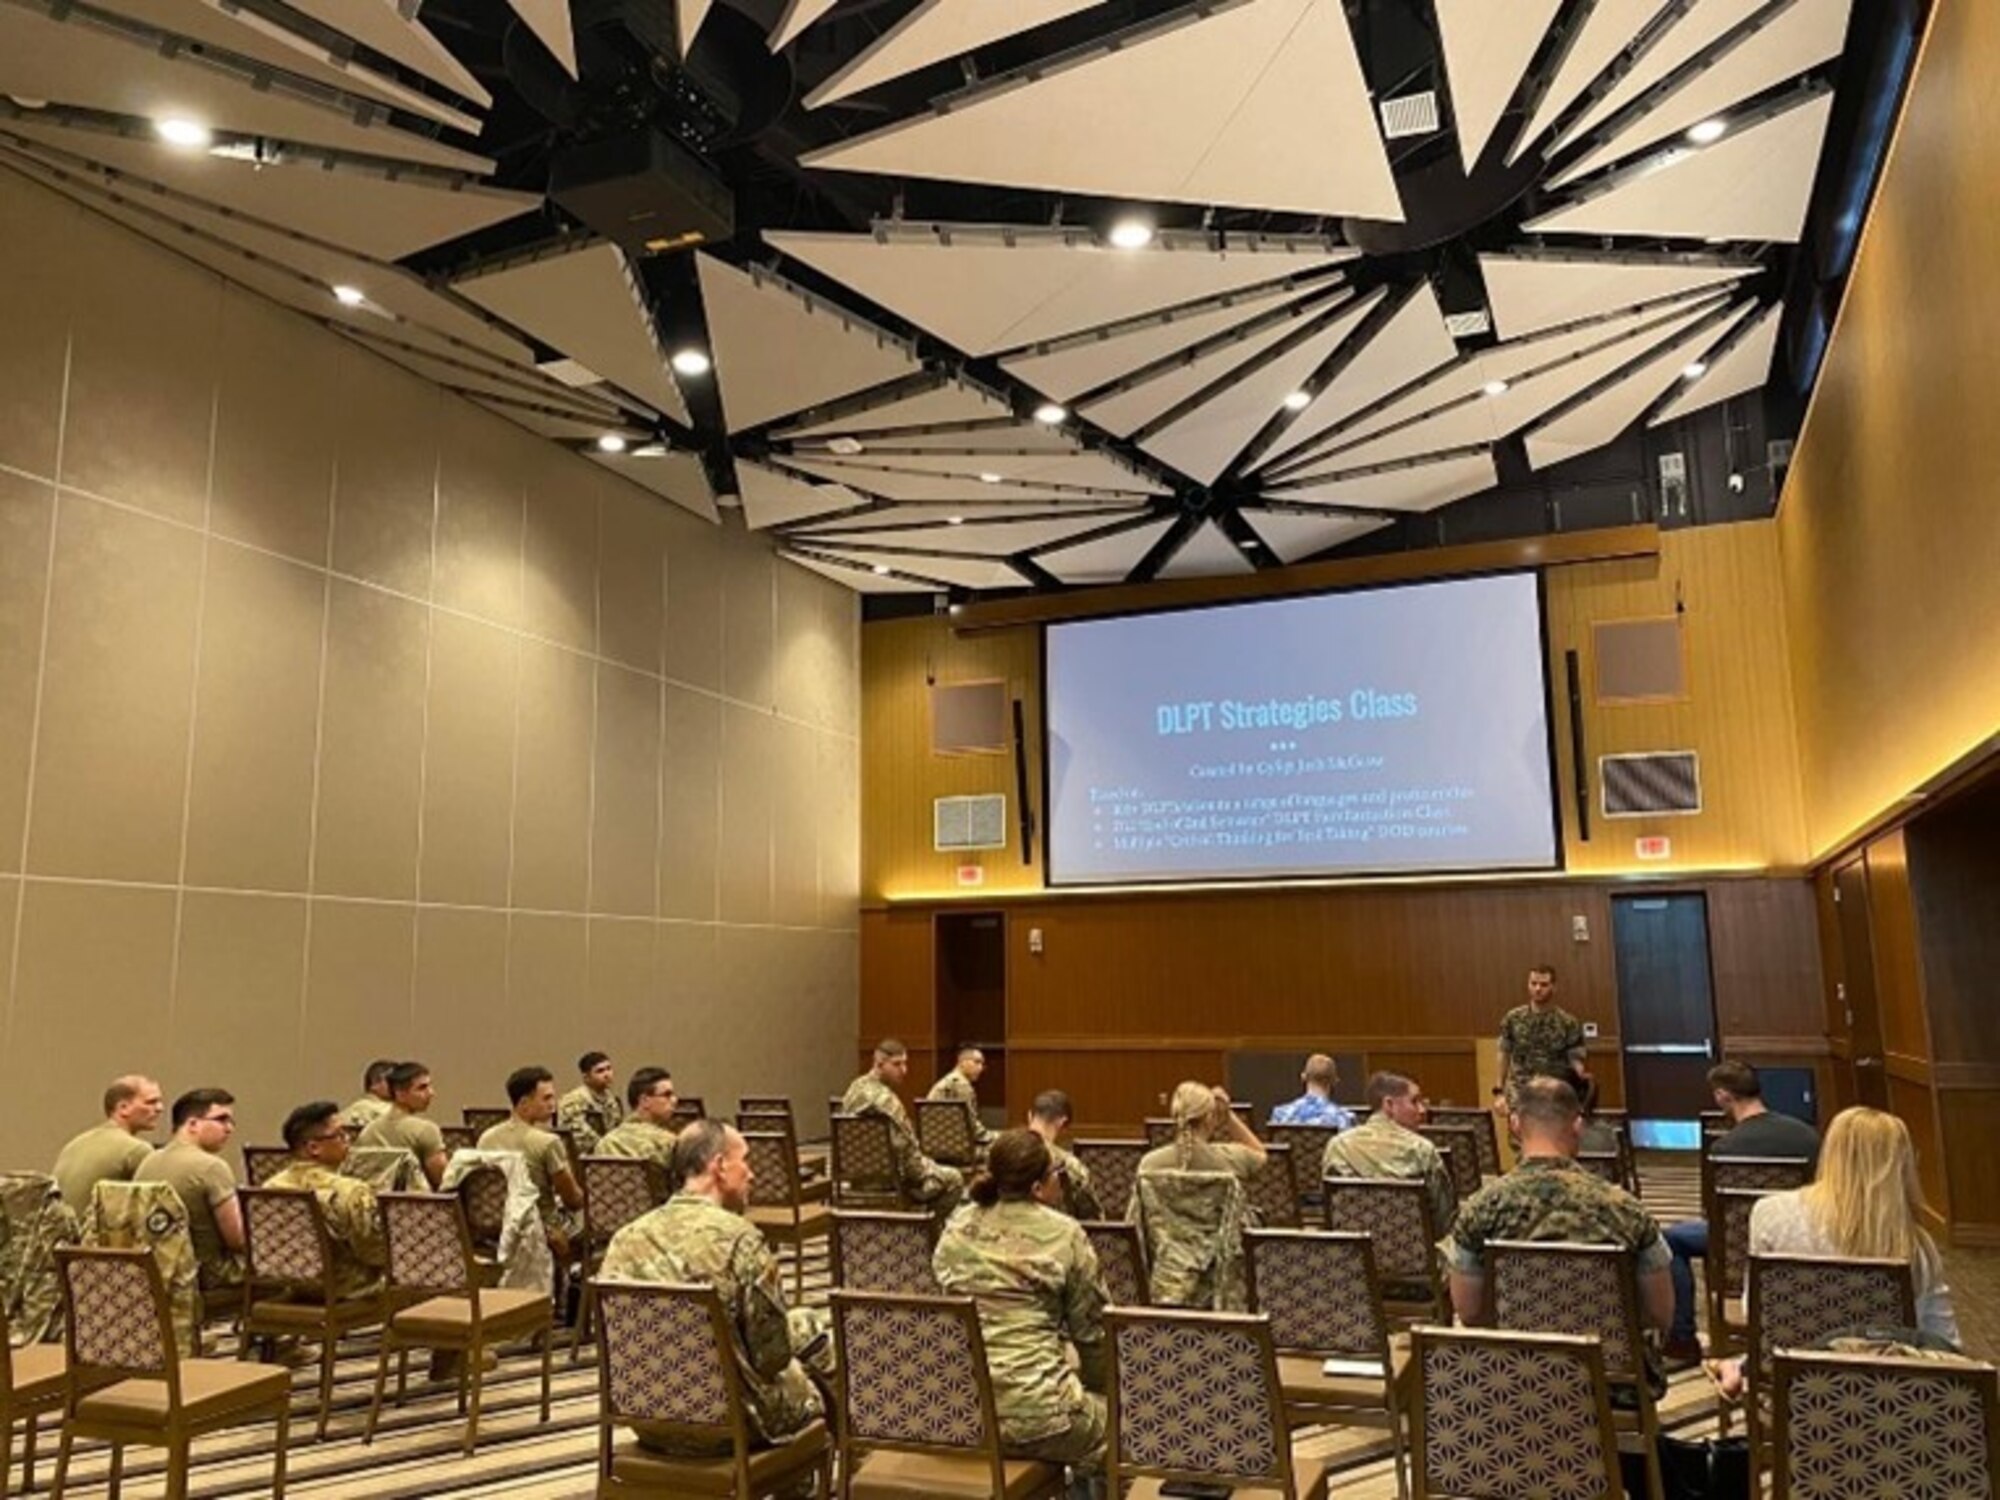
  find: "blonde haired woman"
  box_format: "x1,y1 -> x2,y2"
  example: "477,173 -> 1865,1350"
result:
1713,1105 -> 1956,1395
1138,1081 -> 1268,1182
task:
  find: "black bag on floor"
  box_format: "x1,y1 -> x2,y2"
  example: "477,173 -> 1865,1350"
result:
1648,1434 -> 1751,1500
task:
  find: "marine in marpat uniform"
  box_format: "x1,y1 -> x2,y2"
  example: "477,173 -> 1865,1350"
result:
1322,1070 -> 1458,1234
593,1066 -> 680,1171
841,1039 -> 964,1214
557,1050 -> 625,1157
1496,963 -> 1589,1106
264,1100 -> 387,1301
1025,1089 -> 1102,1221
933,1131 -> 1110,1483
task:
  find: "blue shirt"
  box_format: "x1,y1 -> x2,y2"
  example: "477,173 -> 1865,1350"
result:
1269,1094 -> 1355,1129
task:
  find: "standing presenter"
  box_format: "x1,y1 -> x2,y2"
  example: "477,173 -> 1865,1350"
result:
1496,964 -> 1588,1108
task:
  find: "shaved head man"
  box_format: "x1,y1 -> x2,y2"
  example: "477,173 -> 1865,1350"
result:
52,1075 -> 164,1213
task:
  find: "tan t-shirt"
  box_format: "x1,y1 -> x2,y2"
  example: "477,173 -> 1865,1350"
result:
477,1117 -> 572,1221
52,1122 -> 153,1213
133,1139 -> 238,1276
356,1106 -> 446,1167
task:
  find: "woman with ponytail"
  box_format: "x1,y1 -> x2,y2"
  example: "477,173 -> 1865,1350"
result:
1137,1079 -> 1268,1183
933,1130 -> 1112,1489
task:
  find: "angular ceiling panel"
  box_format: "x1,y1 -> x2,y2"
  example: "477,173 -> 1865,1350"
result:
507,0 -> 578,78
799,0 -> 1402,219
284,0 -> 489,104
1512,0 -> 1677,162
1036,517 -> 1178,585
1241,510 -> 1389,563
1557,0 -> 1774,149
1525,90 -> 1833,241
784,550 -> 936,593
794,510 -> 1143,556
1480,250 -> 1759,339
1264,450 -> 1500,513
770,0 -> 841,51
588,449 -> 717,521
775,458 -> 1112,505
695,255 -> 920,432
807,449 -> 1167,495
679,0 -> 714,56
768,226 -> 1350,356
1158,520 -> 1255,579
779,378 -> 1013,438
1435,0 -> 1563,170
807,0 -> 1112,108
1081,306 -> 1322,439
738,461 -> 871,530
794,500 -> 1136,534
1650,302 -> 1783,423
806,547 -> 1023,591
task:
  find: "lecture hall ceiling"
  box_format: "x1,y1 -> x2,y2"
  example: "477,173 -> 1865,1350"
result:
0,0 -> 1915,592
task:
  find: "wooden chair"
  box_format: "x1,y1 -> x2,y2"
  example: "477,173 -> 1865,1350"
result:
570,1156 -> 667,1362
240,1146 -> 292,1187
670,1098 -> 706,1130
737,1094 -> 792,1117
1246,1142 -> 1301,1228
741,1111 -> 830,1199
462,1107 -> 510,1137
830,1113 -> 909,1210
1,1303 -> 66,1496
1322,1177 -> 1447,1322
593,1280 -> 832,1498
1106,1306 -> 1323,1499
237,1186 -> 388,1439
1074,1140 -> 1146,1222
1577,1150 -> 1626,1186
456,1162 -> 511,1262
1143,1117 -> 1174,1148
1703,1153 -> 1813,1221
1245,1229 -> 1412,1496
1489,1239 -> 1665,1500
1770,1348 -> 1999,1500
438,1124 -> 477,1154
830,1290 -> 1066,1499
49,1246 -> 291,1499
365,1193 -> 553,1456
744,1130 -> 831,1298
1741,1252 -> 1916,1462
342,1147 -> 422,1193
1706,1182 -> 1796,1354
1417,1124 -> 1483,1205
1425,1107 -> 1501,1178
1410,1326 -> 1626,1500
1699,1110 -> 1730,1142
913,1098 -> 981,1169
1267,1121 -> 1343,1208
830,1210 -> 939,1295
1082,1221 -> 1149,1307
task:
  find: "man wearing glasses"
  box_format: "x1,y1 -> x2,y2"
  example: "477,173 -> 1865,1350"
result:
594,1067 -> 681,1171
134,1087 -> 246,1290
266,1100 -> 388,1299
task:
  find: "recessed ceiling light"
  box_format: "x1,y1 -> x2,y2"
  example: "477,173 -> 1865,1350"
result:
947,515 -> 965,525
1282,390 -> 1311,413
827,436 -> 866,456
978,471 -> 1003,484
1681,362 -> 1708,382
1686,118 -> 1728,146
870,563 -> 891,575
1108,217 -> 1155,250
670,348 -> 711,377
1033,403 -> 1068,425
596,434 -> 628,453
631,442 -> 671,459
1482,379 -> 1510,397
155,117 -> 212,150
331,284 -> 366,307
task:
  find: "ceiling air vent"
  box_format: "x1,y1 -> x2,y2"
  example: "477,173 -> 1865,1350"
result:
935,795 -> 1008,851
1600,753 -> 1701,818
1380,91 -> 1441,140
1444,309 -> 1492,338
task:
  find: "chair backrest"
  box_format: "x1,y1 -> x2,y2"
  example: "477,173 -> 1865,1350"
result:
342,1146 -> 422,1192
1748,1252 -> 1916,1386
914,1098 -> 981,1167
1576,1151 -> 1624,1186
1426,1107 -> 1501,1176
830,1290 -> 1004,1487
1412,1326 -> 1626,1500
1245,1143 -> 1300,1228
551,1127 -> 582,1169
1143,1117 -> 1174,1148
1321,1176 -> 1438,1284
438,1124 -> 477,1154
241,1146 -> 292,1187
742,1130 -> 810,1215
1075,1140 -> 1146,1222
56,1247 -> 177,1398
1711,1186 -> 1771,1303
457,1163 -> 510,1249
1490,1240 -> 1648,1385
580,1156 -> 663,1244
830,1113 -> 903,1204
239,1186 -> 333,1295
1770,1349 -> 1999,1500
670,1098 -> 706,1129
738,1095 -> 792,1117
1244,1229 -> 1390,1363
736,1108 -> 793,1140
1132,1170 -> 1248,1312
831,1210 -> 939,1294
1082,1221 -> 1149,1307
463,1107 -> 510,1136
1266,1122 -> 1342,1198
1106,1307 -> 1291,1494
1418,1124 -> 1484,1201
82,1179 -> 198,1356
595,1280 -> 743,1444
1705,1153 -> 1812,1214
378,1192 -> 475,1295
1700,1110 -> 1730,1139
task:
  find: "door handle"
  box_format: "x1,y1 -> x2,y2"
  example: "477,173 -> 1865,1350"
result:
1624,1043 -> 1711,1056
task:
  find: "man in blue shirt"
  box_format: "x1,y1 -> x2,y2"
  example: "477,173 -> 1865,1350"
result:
1269,1054 -> 1355,1129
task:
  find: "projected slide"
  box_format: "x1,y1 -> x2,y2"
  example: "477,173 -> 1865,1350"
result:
1045,573 -> 1560,884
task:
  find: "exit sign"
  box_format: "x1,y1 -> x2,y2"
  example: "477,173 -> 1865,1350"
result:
956,864 -> 985,888
1635,836 -> 1672,861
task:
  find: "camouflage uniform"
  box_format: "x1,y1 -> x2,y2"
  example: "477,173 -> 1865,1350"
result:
0,1172 -> 79,1345
85,1180 -> 199,1356
926,1069 -> 995,1147
599,1192 -> 830,1454
841,1073 -> 965,1214
595,1118 -> 678,1171
1322,1113 -> 1458,1234
557,1084 -> 624,1157
343,1096 -> 391,1134
264,1160 -> 387,1302
933,1200 -> 1109,1474
1497,1003 -> 1588,1103
1049,1143 -> 1103,1221
1444,1155 -> 1671,1392
1129,1165 -> 1251,1312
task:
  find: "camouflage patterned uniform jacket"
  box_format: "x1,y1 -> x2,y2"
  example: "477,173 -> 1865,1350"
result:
925,1070 -> 995,1146
1049,1144 -> 1103,1221
0,1173 -> 79,1345
1497,1003 -> 1588,1099
1322,1113 -> 1458,1235
594,1118 -> 678,1171
263,1160 -> 387,1302
933,1200 -> 1109,1445
557,1085 -> 625,1157
599,1192 -> 827,1447
841,1073 -> 963,1207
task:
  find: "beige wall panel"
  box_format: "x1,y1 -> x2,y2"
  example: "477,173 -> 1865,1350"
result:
29,496 -> 201,883
659,685 -> 721,922
505,912 -> 589,1075
412,905 -> 511,1120
653,920 -> 719,1081
597,483 -> 668,675
712,926 -> 857,1121
183,542 -> 325,893
824,584 -> 860,737
421,610 -> 520,908
585,917 -> 656,1054
0,173 -> 74,481
591,662 -> 661,917
209,291 -> 338,567
313,580 -> 427,900
433,400 -> 525,629
331,345 -> 439,598
664,514 -> 724,692
60,215 -> 219,525
771,717 -> 819,929
0,877 -> 15,1053
774,560 -> 843,733
511,638 -> 594,914
5,881 -> 178,1167
0,474 -> 54,873
721,538 -> 776,710
172,891 -> 308,1146
817,731 -> 861,928
302,899 -> 415,1100
522,446 -> 601,655
718,703 -> 776,926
